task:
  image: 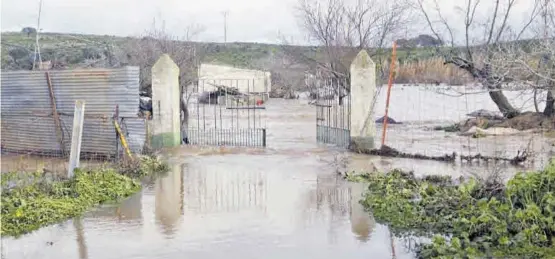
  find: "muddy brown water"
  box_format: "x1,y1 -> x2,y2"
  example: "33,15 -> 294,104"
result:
2,86 -> 553,259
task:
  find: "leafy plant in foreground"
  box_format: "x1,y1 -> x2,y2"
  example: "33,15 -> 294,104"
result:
1,169 -> 140,237
349,162 -> 555,258
1,156 -> 169,237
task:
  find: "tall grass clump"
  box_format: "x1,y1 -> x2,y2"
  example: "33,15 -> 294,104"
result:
394,58 -> 473,86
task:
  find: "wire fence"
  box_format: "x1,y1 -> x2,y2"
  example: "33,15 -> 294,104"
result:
1,112 -> 149,175
372,84 -> 554,173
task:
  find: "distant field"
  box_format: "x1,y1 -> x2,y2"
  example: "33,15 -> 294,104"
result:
1,31 -> 474,91
1,31 -> 439,70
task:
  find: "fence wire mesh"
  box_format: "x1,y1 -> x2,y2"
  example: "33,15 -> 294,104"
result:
1,113 -> 149,175
372,84 -> 554,176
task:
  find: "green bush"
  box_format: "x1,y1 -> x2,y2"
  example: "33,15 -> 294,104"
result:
1,156 -> 169,237
349,161 -> 555,258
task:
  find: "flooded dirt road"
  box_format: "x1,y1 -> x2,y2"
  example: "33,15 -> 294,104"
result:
2,86 -> 553,259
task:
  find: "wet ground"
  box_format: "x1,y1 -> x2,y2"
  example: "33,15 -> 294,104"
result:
2,86 -> 554,259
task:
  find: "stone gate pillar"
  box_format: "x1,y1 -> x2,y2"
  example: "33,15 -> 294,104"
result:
151,54 -> 181,149
350,50 -> 377,151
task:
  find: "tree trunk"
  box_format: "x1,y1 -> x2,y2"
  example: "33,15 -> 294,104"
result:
543,90 -> 554,117
488,90 -> 520,118
449,60 -> 521,119
481,64 -> 520,119
180,89 -> 189,144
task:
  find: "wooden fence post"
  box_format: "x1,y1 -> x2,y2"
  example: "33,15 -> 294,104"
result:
67,100 -> 86,178
45,72 -> 66,155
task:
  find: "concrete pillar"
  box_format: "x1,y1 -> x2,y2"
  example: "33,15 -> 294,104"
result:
151,54 -> 181,149
350,50 -> 377,151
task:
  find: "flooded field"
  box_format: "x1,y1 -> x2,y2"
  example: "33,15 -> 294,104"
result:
2,86 -> 554,259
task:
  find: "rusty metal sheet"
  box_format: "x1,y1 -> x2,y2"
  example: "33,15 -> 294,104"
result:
1,67 -> 145,157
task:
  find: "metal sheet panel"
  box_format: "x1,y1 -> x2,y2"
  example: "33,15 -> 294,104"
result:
1,67 -> 144,157
1,115 -> 60,153
120,118 -> 147,153
62,116 -> 117,156
1,67 -> 140,117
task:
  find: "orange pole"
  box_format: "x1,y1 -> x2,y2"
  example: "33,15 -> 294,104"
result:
381,41 -> 397,147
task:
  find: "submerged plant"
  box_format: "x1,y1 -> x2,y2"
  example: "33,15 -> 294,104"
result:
116,155 -> 170,178
353,163 -> 555,258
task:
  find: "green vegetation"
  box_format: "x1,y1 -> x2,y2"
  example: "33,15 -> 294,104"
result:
346,161 -> 555,258
0,155 -> 168,237
1,31 -> 473,89
0,31 -> 437,70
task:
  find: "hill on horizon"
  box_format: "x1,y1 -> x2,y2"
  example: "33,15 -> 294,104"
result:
1,30 -> 467,97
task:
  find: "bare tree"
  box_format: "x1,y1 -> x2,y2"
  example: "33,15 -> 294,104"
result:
122,19 -> 205,138
249,47 -> 307,99
414,0 -> 555,118
292,0 -> 410,102
124,20 -> 204,96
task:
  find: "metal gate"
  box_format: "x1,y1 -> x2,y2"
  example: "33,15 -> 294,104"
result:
314,77 -> 351,148
184,79 -> 267,147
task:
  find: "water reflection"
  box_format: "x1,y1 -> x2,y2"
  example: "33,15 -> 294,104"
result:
350,183 -> 374,243
182,161 -> 267,215
117,192 -> 142,222
316,175 -> 350,245
315,175 -> 350,215
154,163 -> 184,237
86,191 -> 143,225
303,173 -> 376,245
73,218 -> 88,259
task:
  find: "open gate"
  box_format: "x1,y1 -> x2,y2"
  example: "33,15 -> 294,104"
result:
314,77 -> 351,148
184,79 -> 267,147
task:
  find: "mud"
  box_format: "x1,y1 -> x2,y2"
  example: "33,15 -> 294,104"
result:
2,86 -> 553,259
437,112 -> 554,134
495,112 -> 555,131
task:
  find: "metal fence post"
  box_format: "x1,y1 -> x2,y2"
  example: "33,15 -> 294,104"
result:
67,100 -> 86,178
262,128 -> 266,147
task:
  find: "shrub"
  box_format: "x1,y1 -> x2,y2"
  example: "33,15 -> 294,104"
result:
349,161 -> 555,258
0,156 -> 169,237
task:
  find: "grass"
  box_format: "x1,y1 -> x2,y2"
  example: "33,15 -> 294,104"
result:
0,155 -> 169,237
394,57 -> 472,85
346,160 -> 555,258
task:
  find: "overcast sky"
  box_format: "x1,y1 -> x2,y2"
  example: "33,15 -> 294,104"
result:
1,0 -> 541,45
2,0 -> 305,43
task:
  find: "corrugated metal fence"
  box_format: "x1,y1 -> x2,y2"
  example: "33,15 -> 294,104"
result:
1,67 -> 146,158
